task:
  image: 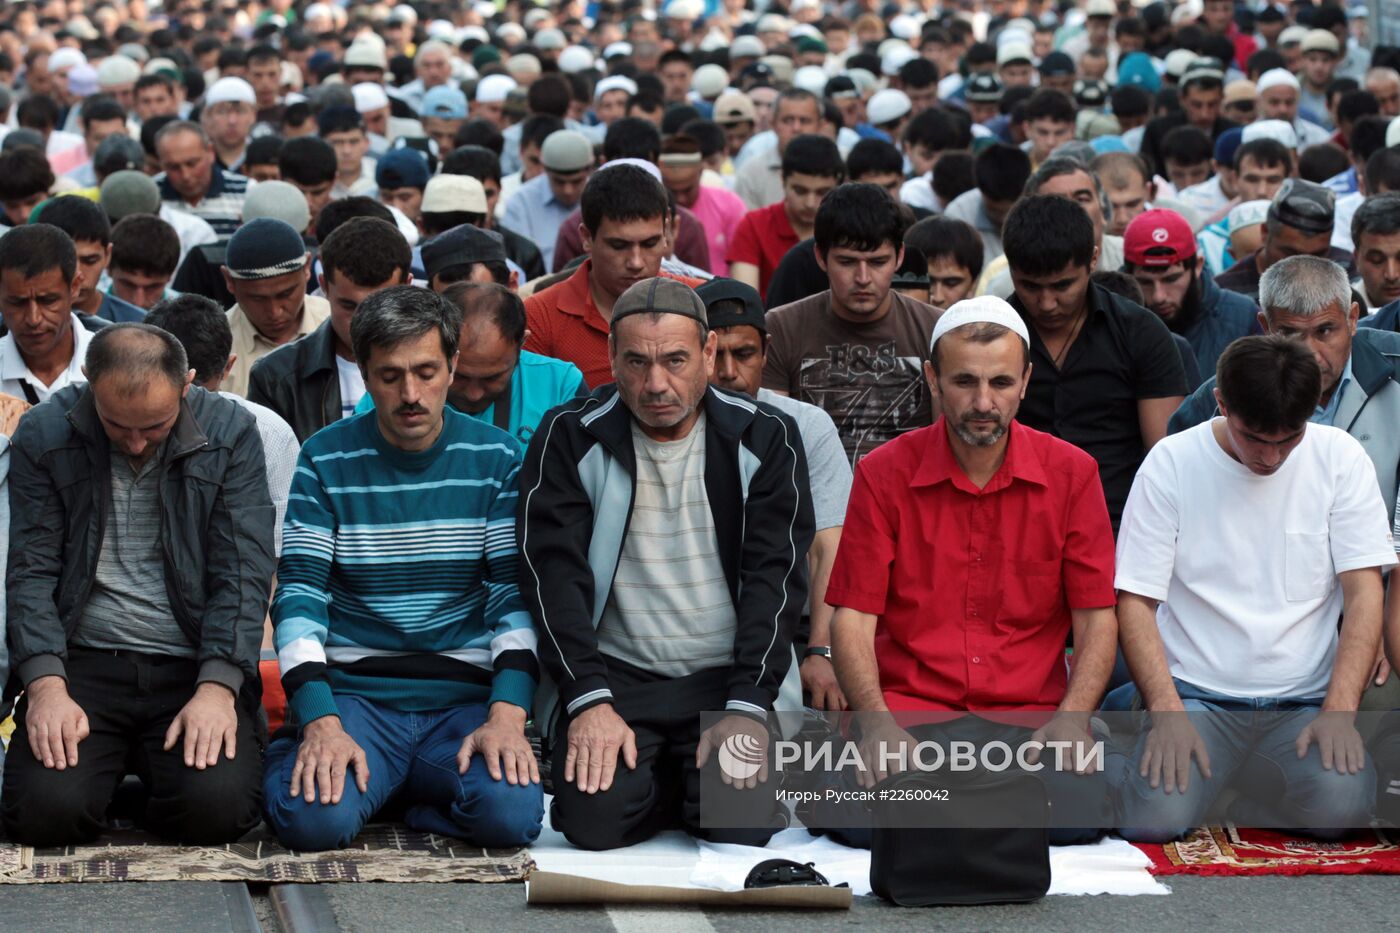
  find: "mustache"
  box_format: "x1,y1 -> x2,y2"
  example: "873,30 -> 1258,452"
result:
394,404 -> 428,416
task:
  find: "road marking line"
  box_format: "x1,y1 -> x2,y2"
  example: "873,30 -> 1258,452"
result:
607,906 -> 717,933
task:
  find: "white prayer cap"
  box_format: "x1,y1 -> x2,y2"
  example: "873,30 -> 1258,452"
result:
1227,199 -> 1272,234
476,74 -> 518,103
48,47 -> 87,73
1242,118 -> 1298,149
930,296 -> 1030,353
594,75 -> 638,100
1255,68 -> 1301,93
352,81 -> 391,113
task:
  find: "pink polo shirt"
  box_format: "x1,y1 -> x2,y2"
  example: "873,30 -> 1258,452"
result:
687,184 -> 747,278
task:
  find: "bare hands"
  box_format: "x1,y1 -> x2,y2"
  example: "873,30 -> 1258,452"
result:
1027,712 -> 1100,776
564,703 -> 636,794
457,702 -> 540,786
1140,711 -> 1212,795
163,682 -> 238,769
24,676 -> 88,770
290,716 -> 370,804
1296,710 -> 1367,775
856,714 -> 915,789
800,656 -> 848,712
696,713 -> 770,790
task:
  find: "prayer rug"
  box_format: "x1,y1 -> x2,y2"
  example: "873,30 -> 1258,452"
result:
1136,825 -> 1400,876
0,824 -> 532,884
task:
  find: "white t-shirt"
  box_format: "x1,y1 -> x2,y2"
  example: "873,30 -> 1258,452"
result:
335,356 -> 365,420
1115,420 -> 1396,699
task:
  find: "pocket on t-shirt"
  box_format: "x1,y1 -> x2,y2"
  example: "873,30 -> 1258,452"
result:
1284,531 -> 1333,602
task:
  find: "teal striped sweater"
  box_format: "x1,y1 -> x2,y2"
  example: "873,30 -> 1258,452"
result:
273,409 -> 536,726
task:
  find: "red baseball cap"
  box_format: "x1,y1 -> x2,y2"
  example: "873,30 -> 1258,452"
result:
1122,209 -> 1197,268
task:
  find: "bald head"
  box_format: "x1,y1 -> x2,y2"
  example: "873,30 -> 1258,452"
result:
85,323 -> 193,394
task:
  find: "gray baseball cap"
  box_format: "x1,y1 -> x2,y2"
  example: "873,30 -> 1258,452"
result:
611,277 -> 708,330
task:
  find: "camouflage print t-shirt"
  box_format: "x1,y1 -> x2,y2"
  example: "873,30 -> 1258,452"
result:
762,290 -> 941,466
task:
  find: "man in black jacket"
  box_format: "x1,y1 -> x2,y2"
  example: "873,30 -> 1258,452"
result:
247,217 -> 411,442
2,323 -> 276,846
519,277 -> 814,851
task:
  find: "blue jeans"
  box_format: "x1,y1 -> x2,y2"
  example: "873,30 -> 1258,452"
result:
1110,679 -> 1376,843
263,695 -> 543,851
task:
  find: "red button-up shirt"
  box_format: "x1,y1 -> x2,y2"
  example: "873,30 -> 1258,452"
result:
825,418 -> 1116,712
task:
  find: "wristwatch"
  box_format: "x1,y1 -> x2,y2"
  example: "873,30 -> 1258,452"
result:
804,645 -> 832,659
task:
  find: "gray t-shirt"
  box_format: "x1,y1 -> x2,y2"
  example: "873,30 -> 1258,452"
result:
72,446 -> 193,657
757,387 -> 851,531
597,413 -> 738,677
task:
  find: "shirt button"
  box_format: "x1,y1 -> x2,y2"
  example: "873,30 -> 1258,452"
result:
972,657 -> 981,664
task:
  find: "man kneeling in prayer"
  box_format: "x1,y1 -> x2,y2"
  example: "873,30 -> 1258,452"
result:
1113,331 -> 1394,841
263,286 -> 543,850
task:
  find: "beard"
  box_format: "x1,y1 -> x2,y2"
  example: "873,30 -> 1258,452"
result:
951,410 -> 1008,447
1160,268 -> 1204,335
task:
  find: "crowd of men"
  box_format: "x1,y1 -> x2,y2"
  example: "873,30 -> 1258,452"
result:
0,0 -> 1398,861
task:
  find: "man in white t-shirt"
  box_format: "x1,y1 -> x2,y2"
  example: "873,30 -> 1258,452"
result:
1112,333 -> 1396,842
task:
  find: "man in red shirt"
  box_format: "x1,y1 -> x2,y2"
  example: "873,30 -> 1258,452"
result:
524,163 -> 704,387
728,134 -> 844,302
820,296 -> 1120,846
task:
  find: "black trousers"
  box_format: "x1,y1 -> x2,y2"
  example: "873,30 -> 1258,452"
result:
549,658 -> 784,851
1,648 -> 262,847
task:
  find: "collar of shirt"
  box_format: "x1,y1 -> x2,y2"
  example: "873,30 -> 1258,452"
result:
229,299 -> 323,352
910,418 -> 1049,496
1312,354 -> 1354,426
549,260 -> 610,333
0,312 -> 89,387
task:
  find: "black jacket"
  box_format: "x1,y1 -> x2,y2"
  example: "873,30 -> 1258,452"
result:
500,224 -> 546,282
517,385 -> 814,732
6,384 -> 276,708
246,319 -> 341,443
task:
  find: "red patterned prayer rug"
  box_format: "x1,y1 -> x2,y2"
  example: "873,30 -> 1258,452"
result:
1135,825 -> 1400,876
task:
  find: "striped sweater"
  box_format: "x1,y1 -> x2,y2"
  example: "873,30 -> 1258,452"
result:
274,408 -> 537,726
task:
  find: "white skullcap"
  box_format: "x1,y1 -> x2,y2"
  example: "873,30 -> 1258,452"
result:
458,25 -> 491,44
427,19 -> 455,39
1278,25 -> 1310,46
1227,199 -> 1272,234
1242,118 -> 1298,149
97,55 -> 140,87
603,41 -> 634,59
595,75 -> 638,100
867,88 -> 912,126
931,296 -> 1030,353
1163,48 -> 1198,78
352,81 -> 391,113
731,35 -> 765,59
476,74 -> 518,103
793,65 -> 828,96
889,13 -> 922,40
558,45 -> 596,73
206,76 -> 256,106
48,47 -> 87,73
882,45 -> 919,76
303,2 -> 333,21
692,63 -> 729,98
600,157 -> 663,184
1255,68 -> 1301,93
698,30 -> 730,52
